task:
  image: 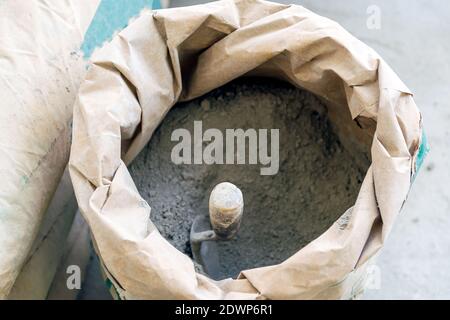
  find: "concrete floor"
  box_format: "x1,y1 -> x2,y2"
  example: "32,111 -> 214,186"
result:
167,0 -> 449,299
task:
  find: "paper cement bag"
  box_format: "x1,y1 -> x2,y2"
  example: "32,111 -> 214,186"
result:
7,169 -> 78,300
0,0 -> 160,299
0,0 -> 101,298
69,0 -> 425,299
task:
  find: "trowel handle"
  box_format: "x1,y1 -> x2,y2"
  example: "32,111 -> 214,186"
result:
209,182 -> 244,240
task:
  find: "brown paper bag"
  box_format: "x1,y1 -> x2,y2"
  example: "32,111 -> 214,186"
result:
69,0 -> 423,299
0,0 -> 100,298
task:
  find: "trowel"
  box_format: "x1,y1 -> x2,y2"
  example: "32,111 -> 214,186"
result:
190,182 -> 244,279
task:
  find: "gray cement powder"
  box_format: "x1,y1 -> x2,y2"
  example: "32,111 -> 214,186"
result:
129,78 -> 368,280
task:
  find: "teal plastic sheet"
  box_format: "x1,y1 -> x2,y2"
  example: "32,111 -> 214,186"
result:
81,0 -> 160,58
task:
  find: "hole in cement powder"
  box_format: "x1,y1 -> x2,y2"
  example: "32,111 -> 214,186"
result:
129,78 -> 370,280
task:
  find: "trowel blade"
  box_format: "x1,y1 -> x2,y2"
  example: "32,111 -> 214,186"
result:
190,215 -> 221,280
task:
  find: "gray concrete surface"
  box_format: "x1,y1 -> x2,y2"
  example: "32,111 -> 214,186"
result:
167,0 -> 449,299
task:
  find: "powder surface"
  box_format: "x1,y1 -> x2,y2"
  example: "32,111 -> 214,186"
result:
129,78 -> 368,280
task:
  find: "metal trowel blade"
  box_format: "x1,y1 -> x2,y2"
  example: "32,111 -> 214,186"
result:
190,215 -> 221,280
